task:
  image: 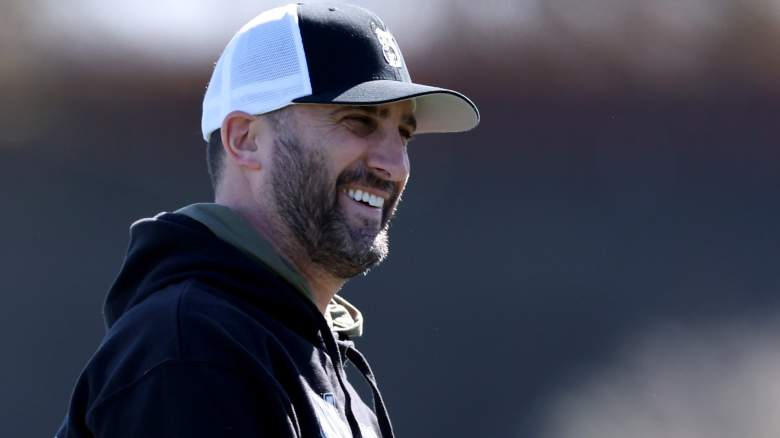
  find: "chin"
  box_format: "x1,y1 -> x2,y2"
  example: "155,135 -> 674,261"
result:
318,229 -> 390,279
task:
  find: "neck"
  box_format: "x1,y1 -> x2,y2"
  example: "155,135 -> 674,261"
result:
215,197 -> 344,313
289,257 -> 346,312
262,219 -> 347,312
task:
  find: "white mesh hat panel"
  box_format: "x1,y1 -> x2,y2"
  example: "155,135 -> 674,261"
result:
201,4 -> 311,141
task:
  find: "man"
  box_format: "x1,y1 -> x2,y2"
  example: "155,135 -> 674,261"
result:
56,3 -> 478,437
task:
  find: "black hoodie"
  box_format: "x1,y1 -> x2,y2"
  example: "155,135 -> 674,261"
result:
56,210 -> 394,438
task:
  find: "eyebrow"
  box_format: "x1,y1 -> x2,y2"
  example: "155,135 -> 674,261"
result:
332,105 -> 418,132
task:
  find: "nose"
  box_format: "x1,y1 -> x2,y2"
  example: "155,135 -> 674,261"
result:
366,131 -> 410,183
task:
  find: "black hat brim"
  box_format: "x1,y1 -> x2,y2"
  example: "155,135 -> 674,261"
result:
293,80 -> 480,134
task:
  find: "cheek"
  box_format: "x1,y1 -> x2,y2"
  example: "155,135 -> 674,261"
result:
333,145 -> 369,175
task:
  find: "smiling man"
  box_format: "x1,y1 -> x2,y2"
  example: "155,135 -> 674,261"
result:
56,3 -> 478,438
239,102 -> 417,305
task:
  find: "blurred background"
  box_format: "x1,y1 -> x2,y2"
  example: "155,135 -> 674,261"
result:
2,0 -> 779,436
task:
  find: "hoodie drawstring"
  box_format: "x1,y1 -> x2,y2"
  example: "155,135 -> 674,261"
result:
341,344 -> 395,438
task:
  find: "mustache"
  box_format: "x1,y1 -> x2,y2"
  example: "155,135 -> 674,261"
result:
336,166 -> 397,198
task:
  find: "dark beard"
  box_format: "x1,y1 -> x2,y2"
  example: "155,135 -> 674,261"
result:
270,128 -> 401,279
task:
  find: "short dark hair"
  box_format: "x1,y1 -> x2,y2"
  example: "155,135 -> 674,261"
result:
205,106 -> 293,193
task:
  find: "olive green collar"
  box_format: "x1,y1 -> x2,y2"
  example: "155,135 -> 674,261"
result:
176,203 -> 363,338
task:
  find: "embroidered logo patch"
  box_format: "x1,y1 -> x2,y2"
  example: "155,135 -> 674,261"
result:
373,26 -> 403,68
312,392 -> 351,438
322,392 -> 336,406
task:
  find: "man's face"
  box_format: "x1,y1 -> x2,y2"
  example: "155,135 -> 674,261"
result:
268,101 -> 415,279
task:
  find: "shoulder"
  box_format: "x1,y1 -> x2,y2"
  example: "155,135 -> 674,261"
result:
106,279 -> 282,364
86,281 -> 281,398
81,357 -> 298,438
73,281 -> 297,415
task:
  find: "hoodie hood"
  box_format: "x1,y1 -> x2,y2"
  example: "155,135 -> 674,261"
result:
326,295 -> 364,338
104,206 -> 364,339
103,211 -> 324,341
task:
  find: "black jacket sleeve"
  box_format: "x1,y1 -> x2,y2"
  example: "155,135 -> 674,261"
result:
80,361 -> 298,438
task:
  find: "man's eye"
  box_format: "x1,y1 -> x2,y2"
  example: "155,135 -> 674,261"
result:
399,128 -> 414,143
343,116 -> 376,135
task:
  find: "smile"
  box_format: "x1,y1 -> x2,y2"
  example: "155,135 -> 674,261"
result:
341,188 -> 386,208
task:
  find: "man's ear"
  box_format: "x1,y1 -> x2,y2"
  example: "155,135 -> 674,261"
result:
221,111 -> 262,170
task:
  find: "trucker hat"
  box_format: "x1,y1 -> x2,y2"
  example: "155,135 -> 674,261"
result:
201,2 -> 480,141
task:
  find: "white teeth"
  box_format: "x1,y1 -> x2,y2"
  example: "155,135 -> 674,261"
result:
344,188 -> 385,208
370,195 -> 385,208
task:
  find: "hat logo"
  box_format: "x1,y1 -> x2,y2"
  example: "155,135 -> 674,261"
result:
374,27 -> 403,68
